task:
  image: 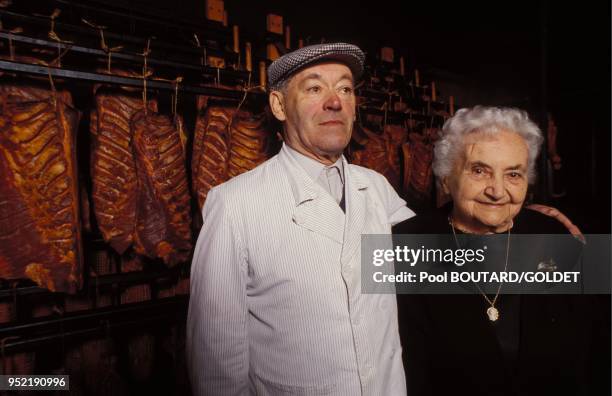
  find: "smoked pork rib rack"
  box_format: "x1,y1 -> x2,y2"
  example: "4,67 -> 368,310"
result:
402,130 -> 435,205
383,124 -> 408,190
191,100 -> 272,211
350,124 -> 406,191
90,82 -> 157,255
228,111 -> 270,179
0,86 -> 82,292
191,102 -> 234,210
131,110 -> 192,266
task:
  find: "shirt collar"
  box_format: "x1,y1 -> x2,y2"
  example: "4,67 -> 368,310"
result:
283,143 -> 344,184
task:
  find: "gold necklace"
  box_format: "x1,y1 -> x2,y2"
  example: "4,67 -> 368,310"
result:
448,217 -> 511,322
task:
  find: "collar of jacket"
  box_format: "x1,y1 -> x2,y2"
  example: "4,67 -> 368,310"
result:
278,144 -> 368,255
278,143 -> 369,207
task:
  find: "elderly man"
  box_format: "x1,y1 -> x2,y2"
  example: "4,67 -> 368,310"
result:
187,43 -> 413,395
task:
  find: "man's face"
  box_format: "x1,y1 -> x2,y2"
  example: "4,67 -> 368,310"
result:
269,62 -> 356,164
443,130 -> 529,233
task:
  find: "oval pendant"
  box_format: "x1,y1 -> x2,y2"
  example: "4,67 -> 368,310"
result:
486,306 -> 499,322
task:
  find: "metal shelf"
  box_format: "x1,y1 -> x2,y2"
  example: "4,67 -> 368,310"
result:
0,266 -> 184,300
0,31 -> 215,74
358,87 -> 450,112
358,105 -> 448,125
0,59 -> 261,99
51,0 -> 224,37
0,296 -> 188,354
0,8 -> 232,60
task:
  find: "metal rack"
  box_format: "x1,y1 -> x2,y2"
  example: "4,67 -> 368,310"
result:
0,1 -> 451,341
0,31 -> 240,76
0,2 -> 454,121
0,59 -> 250,98
0,3 -> 215,340
0,267 -> 184,300
0,7 -> 231,60
0,3 -> 264,96
0,296 -> 188,354
51,0 -> 221,36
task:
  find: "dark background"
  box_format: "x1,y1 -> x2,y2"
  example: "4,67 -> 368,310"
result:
127,0 -> 611,232
52,0 -> 612,232
0,3 -> 607,393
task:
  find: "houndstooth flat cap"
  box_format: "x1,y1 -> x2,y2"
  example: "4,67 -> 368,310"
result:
267,42 -> 365,91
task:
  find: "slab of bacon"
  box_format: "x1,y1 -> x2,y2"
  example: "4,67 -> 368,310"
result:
191,100 -> 271,210
131,110 -> 192,266
0,85 -> 82,292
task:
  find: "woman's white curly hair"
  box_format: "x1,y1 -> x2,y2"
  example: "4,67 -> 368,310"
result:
433,106 -> 544,184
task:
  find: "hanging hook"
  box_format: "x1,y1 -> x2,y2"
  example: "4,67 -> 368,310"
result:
82,19 -> 123,73
33,9 -> 73,67
1,336 -> 20,375
46,65 -> 58,109
172,76 -> 183,120
139,37 -> 154,115
193,33 -> 204,67
10,282 -> 17,320
3,27 -> 23,61
382,101 -> 389,129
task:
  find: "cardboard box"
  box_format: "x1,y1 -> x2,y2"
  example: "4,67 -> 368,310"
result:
267,14 -> 283,34
206,0 -> 224,23
381,47 -> 394,63
207,55 -> 225,69
267,43 -> 280,61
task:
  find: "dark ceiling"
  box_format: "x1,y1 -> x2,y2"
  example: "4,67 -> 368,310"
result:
119,0 -> 609,109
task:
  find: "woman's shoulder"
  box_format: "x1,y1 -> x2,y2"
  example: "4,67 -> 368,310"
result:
513,207 -> 573,234
393,204 -> 577,235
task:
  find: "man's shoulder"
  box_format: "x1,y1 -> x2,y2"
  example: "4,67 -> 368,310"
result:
346,163 -> 389,186
347,162 -> 416,223
393,207 -> 448,234
210,154 -> 283,198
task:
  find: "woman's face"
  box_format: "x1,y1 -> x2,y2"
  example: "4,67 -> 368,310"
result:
443,130 -> 529,233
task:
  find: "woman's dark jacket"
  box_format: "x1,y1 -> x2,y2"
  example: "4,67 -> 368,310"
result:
393,206 -> 610,396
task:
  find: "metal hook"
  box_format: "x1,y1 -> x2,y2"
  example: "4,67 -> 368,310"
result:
10,281 -> 17,320
1,336 -> 20,375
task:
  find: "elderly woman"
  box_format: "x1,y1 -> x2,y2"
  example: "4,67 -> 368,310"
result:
394,106 -> 610,396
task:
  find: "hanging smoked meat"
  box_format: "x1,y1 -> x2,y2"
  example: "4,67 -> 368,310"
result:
383,124 -> 408,188
0,87 -> 82,293
402,130 -> 435,206
228,111 -> 271,178
350,126 -> 387,175
0,83 -> 73,104
191,103 -> 234,210
131,110 -> 192,266
174,114 -> 189,153
350,124 -> 406,191
191,100 -> 271,210
90,85 -> 157,255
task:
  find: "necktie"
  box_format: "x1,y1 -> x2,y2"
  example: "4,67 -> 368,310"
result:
324,166 -> 345,212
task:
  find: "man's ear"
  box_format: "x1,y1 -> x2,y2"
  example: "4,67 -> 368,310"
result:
269,91 -> 286,122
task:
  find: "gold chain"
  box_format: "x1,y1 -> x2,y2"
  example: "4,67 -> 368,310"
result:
448,217 -> 511,316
